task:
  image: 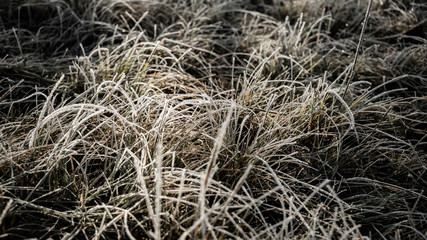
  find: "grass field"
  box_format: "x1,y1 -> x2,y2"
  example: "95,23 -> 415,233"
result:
1,0 -> 426,239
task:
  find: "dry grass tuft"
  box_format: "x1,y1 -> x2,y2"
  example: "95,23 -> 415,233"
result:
1,0 -> 426,239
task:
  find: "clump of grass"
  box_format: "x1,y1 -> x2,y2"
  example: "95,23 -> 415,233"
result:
1,0 -> 426,239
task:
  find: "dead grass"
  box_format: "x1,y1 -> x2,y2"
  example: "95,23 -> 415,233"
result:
1,0 -> 426,239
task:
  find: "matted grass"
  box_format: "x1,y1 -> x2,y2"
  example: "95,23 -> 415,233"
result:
1,0 -> 426,239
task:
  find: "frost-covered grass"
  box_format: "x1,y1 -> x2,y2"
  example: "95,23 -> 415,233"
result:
1,0 -> 426,239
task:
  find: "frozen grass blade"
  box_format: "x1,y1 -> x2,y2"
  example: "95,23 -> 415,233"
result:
343,0 -> 373,98
195,101 -> 234,238
154,140 -> 163,240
